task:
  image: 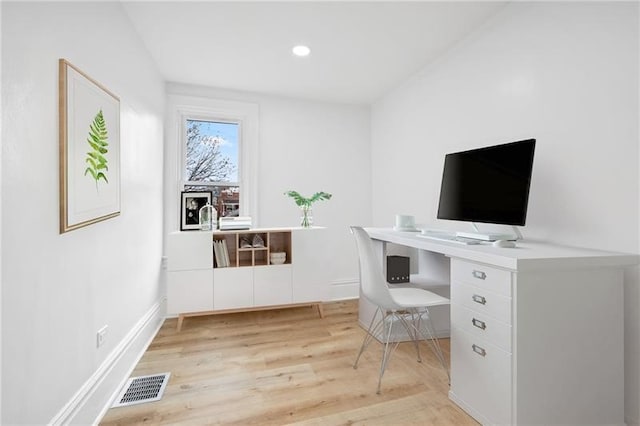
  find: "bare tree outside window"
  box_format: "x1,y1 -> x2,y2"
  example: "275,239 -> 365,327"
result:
184,119 -> 241,216
186,120 -> 237,183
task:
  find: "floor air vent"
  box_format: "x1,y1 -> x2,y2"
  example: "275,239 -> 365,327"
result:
112,372 -> 171,408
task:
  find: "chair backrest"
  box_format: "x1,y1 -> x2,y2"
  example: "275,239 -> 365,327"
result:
351,226 -> 399,310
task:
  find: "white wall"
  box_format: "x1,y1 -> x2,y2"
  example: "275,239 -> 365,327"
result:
0,1 -> 4,422
2,3 -> 165,424
371,1 -> 639,422
165,84 -> 371,297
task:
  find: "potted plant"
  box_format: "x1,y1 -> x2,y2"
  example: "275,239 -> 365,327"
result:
284,190 -> 332,227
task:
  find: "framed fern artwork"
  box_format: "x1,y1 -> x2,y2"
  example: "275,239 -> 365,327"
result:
59,59 -> 120,233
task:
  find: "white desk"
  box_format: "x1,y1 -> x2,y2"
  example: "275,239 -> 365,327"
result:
361,228 -> 638,426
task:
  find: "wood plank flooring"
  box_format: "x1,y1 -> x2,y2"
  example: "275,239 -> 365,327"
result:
100,300 -> 478,425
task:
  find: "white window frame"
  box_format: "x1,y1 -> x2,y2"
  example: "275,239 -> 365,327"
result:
174,98 -> 258,222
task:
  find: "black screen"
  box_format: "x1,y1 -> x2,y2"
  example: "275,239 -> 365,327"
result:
437,139 -> 536,226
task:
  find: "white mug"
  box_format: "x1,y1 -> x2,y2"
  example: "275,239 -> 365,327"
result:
395,214 -> 415,229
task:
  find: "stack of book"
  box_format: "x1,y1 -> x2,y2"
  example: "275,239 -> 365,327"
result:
219,216 -> 252,230
213,239 -> 231,267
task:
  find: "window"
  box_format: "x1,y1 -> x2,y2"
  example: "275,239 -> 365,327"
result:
171,95 -> 258,226
183,118 -> 241,217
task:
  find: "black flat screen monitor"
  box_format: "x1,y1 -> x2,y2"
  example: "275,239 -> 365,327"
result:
437,139 -> 536,226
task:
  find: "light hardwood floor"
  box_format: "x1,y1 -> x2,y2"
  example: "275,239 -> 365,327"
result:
100,300 -> 478,425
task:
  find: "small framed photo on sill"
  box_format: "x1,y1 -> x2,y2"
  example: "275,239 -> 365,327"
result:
181,191 -> 212,231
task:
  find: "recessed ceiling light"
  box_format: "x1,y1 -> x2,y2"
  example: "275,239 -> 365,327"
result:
292,45 -> 311,57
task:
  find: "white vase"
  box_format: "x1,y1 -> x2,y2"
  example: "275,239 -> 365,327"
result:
199,202 -> 216,230
300,206 -> 313,228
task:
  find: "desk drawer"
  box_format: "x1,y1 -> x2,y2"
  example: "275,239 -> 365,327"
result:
452,304 -> 511,352
452,281 -> 512,324
451,258 -> 512,297
451,327 -> 512,425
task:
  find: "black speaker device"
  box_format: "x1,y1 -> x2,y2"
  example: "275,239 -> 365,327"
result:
386,255 -> 410,284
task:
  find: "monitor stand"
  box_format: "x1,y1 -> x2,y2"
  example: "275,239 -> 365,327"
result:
455,223 -> 522,241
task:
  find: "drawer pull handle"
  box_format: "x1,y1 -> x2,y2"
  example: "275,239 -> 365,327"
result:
472,318 -> 486,330
472,294 -> 487,305
472,344 -> 487,357
472,270 -> 487,280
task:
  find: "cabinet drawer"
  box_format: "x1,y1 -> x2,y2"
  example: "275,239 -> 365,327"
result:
451,304 -> 511,352
451,327 -> 512,425
451,258 -> 512,296
213,267 -> 253,310
167,231 -> 213,271
291,229 -> 330,302
452,281 -> 512,324
167,270 -> 213,314
254,265 -> 292,306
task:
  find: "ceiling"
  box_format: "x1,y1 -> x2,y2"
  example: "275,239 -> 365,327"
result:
122,1 -> 507,105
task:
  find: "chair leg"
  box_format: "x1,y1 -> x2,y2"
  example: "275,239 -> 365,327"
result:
377,311 -> 400,394
354,308 -> 407,394
427,318 -> 450,383
354,307 -> 383,369
409,311 -> 422,363
397,312 -> 421,364
410,308 -> 450,382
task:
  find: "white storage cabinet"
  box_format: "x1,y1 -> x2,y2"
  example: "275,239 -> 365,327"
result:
167,227 -> 329,330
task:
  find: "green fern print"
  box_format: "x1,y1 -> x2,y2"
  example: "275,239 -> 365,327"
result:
84,109 -> 109,189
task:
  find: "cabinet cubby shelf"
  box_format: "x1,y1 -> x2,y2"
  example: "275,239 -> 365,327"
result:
213,229 -> 291,268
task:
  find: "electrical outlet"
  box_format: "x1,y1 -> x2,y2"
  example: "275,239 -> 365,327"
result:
97,325 -> 108,348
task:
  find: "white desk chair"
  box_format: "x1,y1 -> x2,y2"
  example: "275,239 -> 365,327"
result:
350,226 -> 450,394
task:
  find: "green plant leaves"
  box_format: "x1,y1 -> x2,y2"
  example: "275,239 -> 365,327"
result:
84,109 -> 109,188
308,191 -> 332,204
284,190 -> 332,207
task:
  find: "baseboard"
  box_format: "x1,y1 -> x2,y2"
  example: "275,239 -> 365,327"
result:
49,298 -> 166,425
330,278 -> 359,301
448,390 -> 490,425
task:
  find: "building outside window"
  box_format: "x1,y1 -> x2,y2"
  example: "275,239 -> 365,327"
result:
183,118 -> 241,217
